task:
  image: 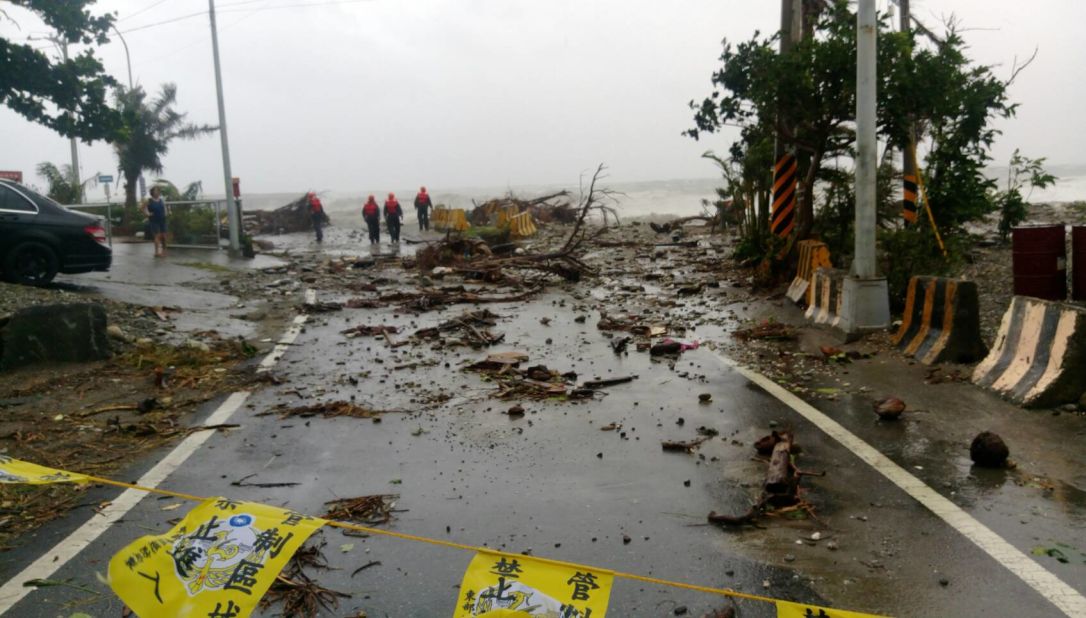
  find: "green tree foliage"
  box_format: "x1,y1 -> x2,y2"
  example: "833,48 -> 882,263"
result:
0,1 -> 121,140
153,178 -> 203,201
35,161 -> 82,204
112,84 -> 217,214
993,149 -> 1056,241
687,1 -> 1018,248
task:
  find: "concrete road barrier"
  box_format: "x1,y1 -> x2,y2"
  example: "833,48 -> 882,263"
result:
804,268 -> 845,327
495,205 -> 520,228
0,303 -> 110,370
507,212 -> 538,238
434,208 -> 470,232
972,296 -> 1086,408
786,240 -> 832,304
892,276 -> 987,365
432,208 -> 448,228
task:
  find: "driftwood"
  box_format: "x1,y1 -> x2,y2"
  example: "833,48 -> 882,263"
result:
468,190 -> 575,226
648,215 -> 714,234
419,164 -> 618,283
244,193 -> 329,235
708,430 -> 820,527
413,309 -> 504,347
581,375 -> 638,389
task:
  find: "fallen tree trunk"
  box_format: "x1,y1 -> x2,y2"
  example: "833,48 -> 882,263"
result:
708,430 -> 808,527
764,431 -> 798,506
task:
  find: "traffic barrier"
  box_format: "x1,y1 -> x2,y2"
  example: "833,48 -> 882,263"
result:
804,268 -> 845,327
972,296 -> 1086,408
434,208 -> 470,232
432,207 -> 449,228
507,212 -> 538,238
892,276 -> 987,365
786,240 -> 831,304
495,205 -> 520,228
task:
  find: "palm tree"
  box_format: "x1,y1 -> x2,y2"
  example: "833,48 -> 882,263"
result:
112,84 -> 216,219
36,162 -> 83,204
152,178 -> 203,201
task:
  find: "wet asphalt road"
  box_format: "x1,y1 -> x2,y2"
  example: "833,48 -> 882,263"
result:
3,225 -> 1084,617
1,274 -> 1080,617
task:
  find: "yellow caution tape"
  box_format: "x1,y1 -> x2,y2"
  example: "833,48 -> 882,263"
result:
2,457 -> 890,617
0,456 -> 89,485
777,599 -> 885,618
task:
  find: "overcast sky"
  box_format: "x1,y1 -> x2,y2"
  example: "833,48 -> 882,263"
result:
2,0 -> 1084,199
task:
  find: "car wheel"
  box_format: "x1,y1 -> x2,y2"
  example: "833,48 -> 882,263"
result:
4,241 -> 59,286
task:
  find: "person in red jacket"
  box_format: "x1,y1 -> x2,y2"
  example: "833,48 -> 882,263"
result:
362,195 -> 380,244
307,192 -> 326,242
384,192 -> 403,243
414,186 -> 433,231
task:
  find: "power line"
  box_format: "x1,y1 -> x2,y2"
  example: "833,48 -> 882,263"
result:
119,0 -> 372,35
117,0 -> 177,22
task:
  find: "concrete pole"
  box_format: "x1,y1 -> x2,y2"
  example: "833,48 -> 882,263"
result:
854,0 -> 877,278
208,0 -> 241,254
837,0 -> 890,337
60,42 -> 82,204
110,25 -> 134,90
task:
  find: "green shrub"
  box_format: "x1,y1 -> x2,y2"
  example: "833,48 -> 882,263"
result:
879,226 -> 964,312
169,206 -> 217,245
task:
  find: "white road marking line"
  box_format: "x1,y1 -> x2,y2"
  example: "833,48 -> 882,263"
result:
712,352 -> 1086,617
0,290 -> 315,614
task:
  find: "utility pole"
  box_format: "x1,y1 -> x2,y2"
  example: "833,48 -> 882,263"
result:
208,0 -> 241,254
839,0 -> 890,336
59,41 -> 82,204
110,25 -> 134,90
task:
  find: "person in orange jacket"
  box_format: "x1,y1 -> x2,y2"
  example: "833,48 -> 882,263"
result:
414,186 -> 433,231
362,195 -> 380,244
384,192 -> 403,243
307,192 -> 326,242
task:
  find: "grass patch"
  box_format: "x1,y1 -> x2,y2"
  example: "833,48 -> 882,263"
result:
178,261 -> 234,274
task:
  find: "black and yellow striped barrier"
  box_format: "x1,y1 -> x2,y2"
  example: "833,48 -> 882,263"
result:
804,268 -> 845,327
972,296 -> 1086,408
506,212 -> 538,238
786,240 -> 832,305
892,276 -> 987,365
771,153 -> 797,238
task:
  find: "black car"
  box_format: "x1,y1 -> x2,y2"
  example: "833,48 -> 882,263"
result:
0,179 -> 112,285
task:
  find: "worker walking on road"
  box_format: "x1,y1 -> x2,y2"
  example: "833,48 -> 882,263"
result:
384,192 -> 403,243
414,186 -> 433,231
307,192 -> 326,243
362,194 -> 381,244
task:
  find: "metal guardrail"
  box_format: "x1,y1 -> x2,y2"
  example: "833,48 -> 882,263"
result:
68,200 -> 229,250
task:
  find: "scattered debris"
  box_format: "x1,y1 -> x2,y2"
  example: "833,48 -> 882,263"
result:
271,401 -> 387,420
733,320 -> 797,342
323,494 -> 399,525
